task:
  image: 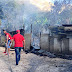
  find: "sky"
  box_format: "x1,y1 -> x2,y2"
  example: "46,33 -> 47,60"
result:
14,0 -> 65,4
14,0 -> 55,12
14,0 -> 55,4
14,0 -> 70,12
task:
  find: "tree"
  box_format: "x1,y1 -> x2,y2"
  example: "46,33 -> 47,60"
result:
0,4 -> 4,43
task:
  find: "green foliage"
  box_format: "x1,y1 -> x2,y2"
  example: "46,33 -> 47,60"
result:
0,0 -> 72,32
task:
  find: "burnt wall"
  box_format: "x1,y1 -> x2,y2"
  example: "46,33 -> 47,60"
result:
40,34 -> 71,55
53,37 -> 69,54
69,38 -> 72,54
24,34 -> 31,50
40,34 -> 49,51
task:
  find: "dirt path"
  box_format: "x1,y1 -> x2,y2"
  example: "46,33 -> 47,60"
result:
0,47 -> 72,72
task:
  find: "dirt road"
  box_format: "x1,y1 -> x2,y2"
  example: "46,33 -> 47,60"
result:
0,47 -> 72,72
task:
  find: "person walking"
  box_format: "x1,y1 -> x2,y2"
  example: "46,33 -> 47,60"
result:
3,30 -> 12,55
12,30 -> 25,65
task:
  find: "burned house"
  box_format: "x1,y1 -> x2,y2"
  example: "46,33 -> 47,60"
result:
9,29 -> 25,36
25,24 -> 72,55
48,24 -> 72,55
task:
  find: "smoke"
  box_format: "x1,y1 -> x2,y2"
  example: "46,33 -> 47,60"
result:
0,0 -> 72,35
0,0 -> 40,32
1,0 -> 25,31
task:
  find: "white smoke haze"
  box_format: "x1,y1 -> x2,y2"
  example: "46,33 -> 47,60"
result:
0,0 -> 72,35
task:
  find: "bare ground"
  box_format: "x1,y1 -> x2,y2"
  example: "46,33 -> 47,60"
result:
0,47 -> 72,72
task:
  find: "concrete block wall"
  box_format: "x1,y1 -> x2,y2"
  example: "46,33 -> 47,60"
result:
53,38 -> 69,54
49,36 -> 54,52
1,34 -> 31,50
24,34 -> 31,50
40,34 -> 49,51
69,38 -> 72,54
40,34 -> 70,55
62,38 -> 69,54
54,38 -> 62,53
1,33 -> 72,55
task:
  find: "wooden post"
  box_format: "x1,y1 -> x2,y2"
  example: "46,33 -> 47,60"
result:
40,32 -> 41,49
30,24 -> 32,49
31,24 -> 32,33
23,24 -> 25,36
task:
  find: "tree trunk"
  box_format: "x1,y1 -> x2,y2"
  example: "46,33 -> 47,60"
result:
0,19 -> 1,44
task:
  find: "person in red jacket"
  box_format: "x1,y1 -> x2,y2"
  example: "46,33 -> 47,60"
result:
3,30 -> 12,55
12,30 -> 25,65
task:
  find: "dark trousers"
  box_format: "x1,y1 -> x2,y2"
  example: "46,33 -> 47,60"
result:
15,47 -> 22,65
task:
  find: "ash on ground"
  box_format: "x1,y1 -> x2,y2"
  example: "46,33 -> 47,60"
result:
0,47 -> 72,72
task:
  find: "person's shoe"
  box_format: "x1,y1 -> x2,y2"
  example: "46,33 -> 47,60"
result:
3,52 -> 6,53
5,53 -> 8,55
5,53 -> 10,55
16,64 -> 18,65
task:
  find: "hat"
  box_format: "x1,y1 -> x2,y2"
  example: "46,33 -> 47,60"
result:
3,29 -> 6,31
16,30 -> 20,33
